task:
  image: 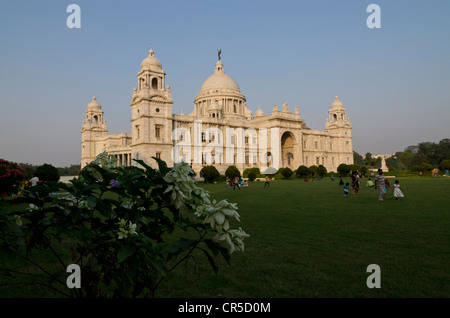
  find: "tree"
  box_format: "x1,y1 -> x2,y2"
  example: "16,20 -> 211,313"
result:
34,163 -> 60,182
317,165 -> 327,178
309,165 -> 318,177
353,151 -> 364,165
225,165 -> 240,180
337,163 -> 351,177
200,165 -> 220,183
247,171 -> 257,181
413,162 -> 433,173
439,159 -> 450,171
349,164 -> 361,173
296,165 -> 310,178
281,167 -> 293,179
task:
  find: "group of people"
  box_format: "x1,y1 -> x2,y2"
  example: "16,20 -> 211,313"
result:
228,176 -> 248,190
342,169 -> 404,201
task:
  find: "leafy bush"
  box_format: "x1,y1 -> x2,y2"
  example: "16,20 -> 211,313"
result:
200,165 -> 220,183
439,159 -> 450,171
34,163 -> 60,182
281,167 -> 293,179
225,165 -> 240,180
296,165 -> 310,178
309,165 -> 318,176
317,165 -> 327,178
337,163 -> 351,177
247,171 -> 257,181
413,162 -> 433,172
0,159 -> 26,196
0,152 -> 248,298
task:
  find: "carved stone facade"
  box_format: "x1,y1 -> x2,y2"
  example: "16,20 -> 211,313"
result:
81,48 -> 354,173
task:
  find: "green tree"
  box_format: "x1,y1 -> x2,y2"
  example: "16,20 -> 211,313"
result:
317,165 -> 327,177
337,163 -> 351,177
309,165 -> 318,177
353,151 -> 364,165
281,167 -> 293,179
200,165 -> 220,183
296,165 -> 310,178
34,163 -> 60,182
439,159 -> 450,171
225,165 -> 240,180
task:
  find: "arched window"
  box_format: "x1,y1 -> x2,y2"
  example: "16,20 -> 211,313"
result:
287,153 -> 294,166
151,78 -> 158,89
333,114 -> 337,121
233,104 -> 237,113
93,115 -> 98,123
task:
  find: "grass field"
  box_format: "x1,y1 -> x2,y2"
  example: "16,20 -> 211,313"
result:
1,177 -> 450,297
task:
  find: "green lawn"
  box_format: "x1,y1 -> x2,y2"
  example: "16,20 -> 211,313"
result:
156,177 -> 450,298
1,177 -> 450,297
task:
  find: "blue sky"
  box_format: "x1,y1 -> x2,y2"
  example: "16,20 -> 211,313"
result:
1,0 -> 449,166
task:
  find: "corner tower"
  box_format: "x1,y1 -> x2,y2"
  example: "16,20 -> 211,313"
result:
130,47 -> 174,167
325,96 -> 353,165
81,97 -> 108,167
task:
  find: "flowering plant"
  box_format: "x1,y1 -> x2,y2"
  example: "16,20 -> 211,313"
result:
0,159 -> 26,196
0,153 -> 248,297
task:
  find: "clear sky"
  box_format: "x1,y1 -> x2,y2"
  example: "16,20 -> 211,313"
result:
1,0 -> 449,167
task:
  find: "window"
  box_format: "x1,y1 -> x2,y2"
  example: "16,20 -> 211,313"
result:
135,125 -> 140,139
245,136 -> 249,144
233,104 -> 237,113
316,157 -> 320,165
252,137 -> 257,144
151,78 -> 158,89
156,152 -> 161,159
155,126 -> 161,138
201,132 -> 206,142
315,141 -> 318,149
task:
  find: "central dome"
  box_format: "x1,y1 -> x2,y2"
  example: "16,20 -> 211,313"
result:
199,60 -> 241,93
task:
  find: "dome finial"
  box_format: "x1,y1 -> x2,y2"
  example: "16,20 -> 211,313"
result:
149,46 -> 154,56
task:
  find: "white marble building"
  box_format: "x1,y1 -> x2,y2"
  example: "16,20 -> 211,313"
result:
81,48 -> 353,174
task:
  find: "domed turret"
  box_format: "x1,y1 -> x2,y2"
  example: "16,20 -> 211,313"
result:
330,96 -> 344,110
141,47 -> 162,71
87,96 -> 101,111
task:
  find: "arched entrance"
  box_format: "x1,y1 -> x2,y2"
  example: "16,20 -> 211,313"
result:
281,131 -> 295,169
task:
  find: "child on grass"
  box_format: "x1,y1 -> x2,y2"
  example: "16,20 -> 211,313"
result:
393,180 -> 404,200
344,182 -> 350,198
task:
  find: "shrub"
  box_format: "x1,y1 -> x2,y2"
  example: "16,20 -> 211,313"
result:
0,159 -> 26,196
225,165 -> 241,180
34,163 -> 60,182
248,171 -> 257,181
281,167 -> 293,179
337,163 -> 351,177
317,165 -> 327,178
309,165 -> 318,176
200,165 -> 220,183
439,159 -> 450,171
296,165 -> 310,178
0,152 -> 248,298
